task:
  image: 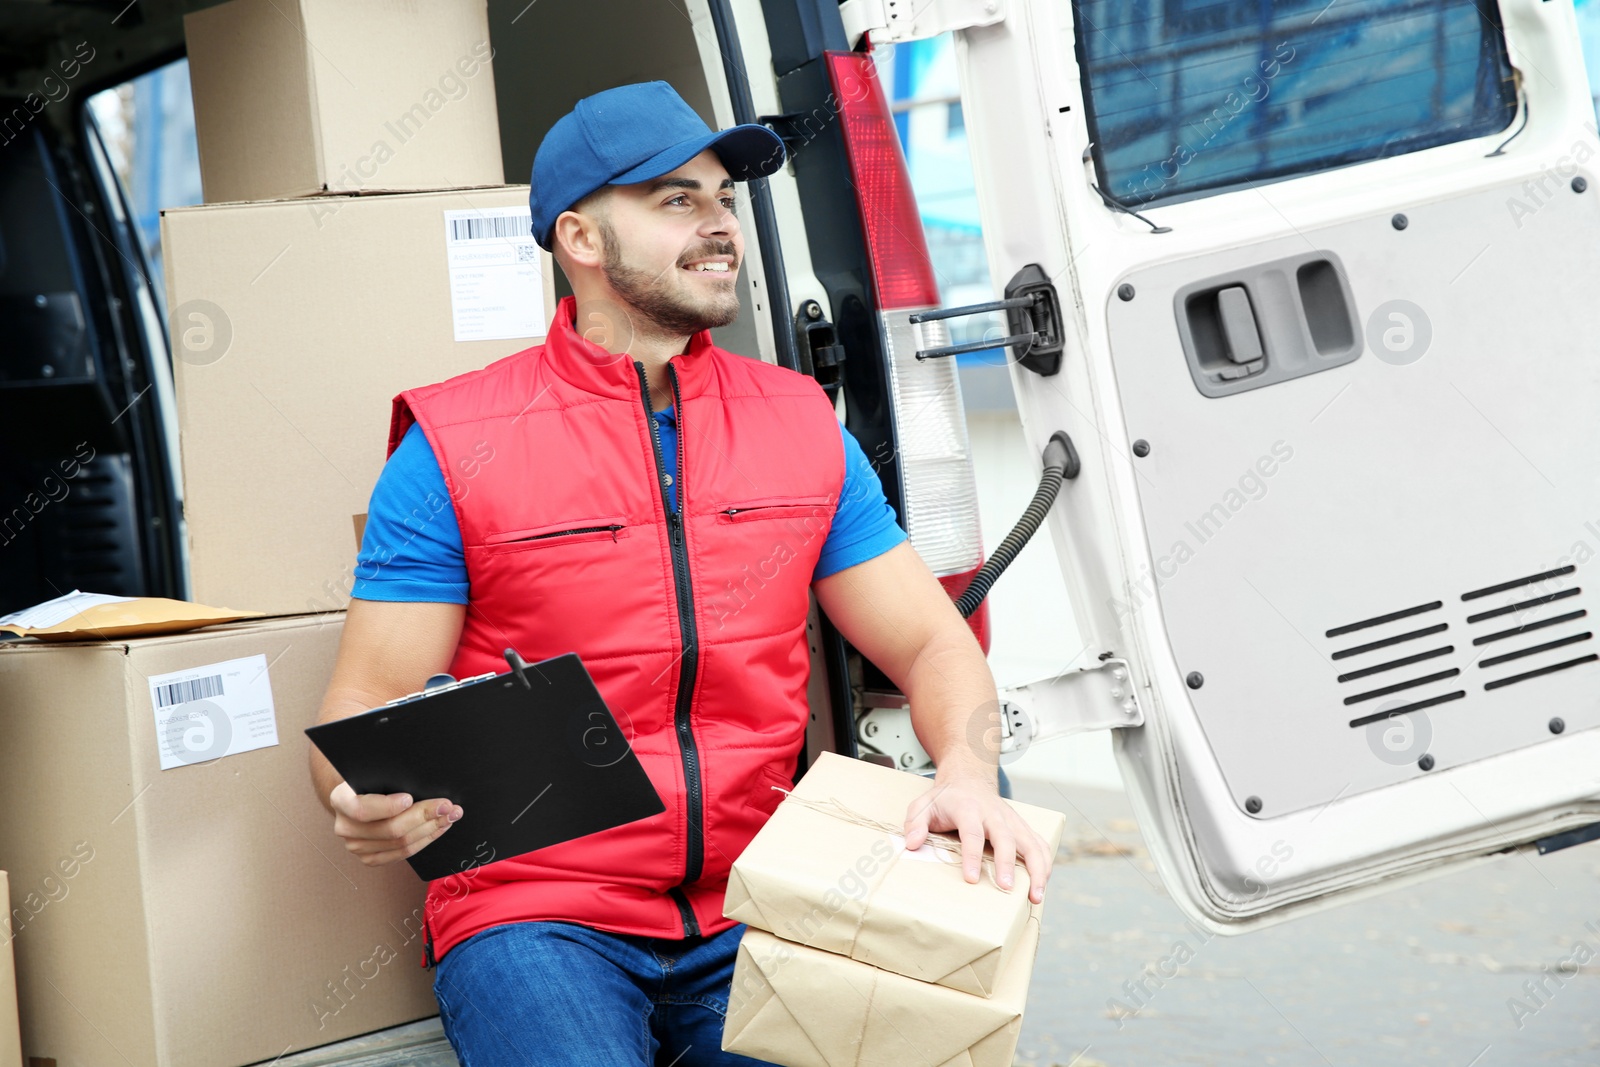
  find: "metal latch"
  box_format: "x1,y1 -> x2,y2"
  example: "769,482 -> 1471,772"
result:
910,263 -> 1065,376
797,299 -> 847,402
840,0 -> 1006,47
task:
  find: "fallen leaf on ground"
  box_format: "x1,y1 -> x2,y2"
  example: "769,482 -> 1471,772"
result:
1062,838 -> 1138,857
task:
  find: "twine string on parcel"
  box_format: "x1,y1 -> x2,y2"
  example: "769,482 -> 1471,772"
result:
772,787 -> 1001,962
772,787 -> 1001,882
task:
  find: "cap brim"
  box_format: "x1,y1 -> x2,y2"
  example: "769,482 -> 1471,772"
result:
609,123 -> 786,187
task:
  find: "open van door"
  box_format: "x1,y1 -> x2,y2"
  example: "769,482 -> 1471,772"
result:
846,0 -> 1600,932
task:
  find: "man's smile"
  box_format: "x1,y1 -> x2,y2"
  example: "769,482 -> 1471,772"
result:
681,255 -> 735,274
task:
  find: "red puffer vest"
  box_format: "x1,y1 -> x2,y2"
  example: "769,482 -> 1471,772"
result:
390,297 -> 844,964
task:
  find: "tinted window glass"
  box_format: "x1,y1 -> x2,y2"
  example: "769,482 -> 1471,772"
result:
87,58 -> 201,290
1073,0 -> 1519,206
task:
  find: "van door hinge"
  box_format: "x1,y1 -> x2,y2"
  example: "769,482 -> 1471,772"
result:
839,0 -> 1005,47
997,658 -> 1144,749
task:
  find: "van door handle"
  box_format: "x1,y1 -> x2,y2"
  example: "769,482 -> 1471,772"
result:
1215,286 -> 1266,380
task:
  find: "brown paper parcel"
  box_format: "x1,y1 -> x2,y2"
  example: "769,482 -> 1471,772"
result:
722,917 -> 1039,1067
724,751 -> 1065,997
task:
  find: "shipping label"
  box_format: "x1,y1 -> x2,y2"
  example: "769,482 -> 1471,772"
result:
148,653 -> 280,770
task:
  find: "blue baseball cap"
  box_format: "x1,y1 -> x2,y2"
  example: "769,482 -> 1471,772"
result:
529,81 -> 786,251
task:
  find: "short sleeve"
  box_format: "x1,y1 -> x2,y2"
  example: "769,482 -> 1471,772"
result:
350,423 -> 471,604
813,421 -> 908,580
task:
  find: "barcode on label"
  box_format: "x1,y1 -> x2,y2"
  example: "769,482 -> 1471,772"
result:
449,214 -> 529,241
154,674 -> 225,708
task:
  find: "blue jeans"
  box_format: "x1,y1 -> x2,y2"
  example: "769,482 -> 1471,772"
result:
433,919 -> 779,1067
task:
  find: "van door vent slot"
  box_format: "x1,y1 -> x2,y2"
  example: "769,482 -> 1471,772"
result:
1326,600 -> 1441,637
1327,597 -> 1465,727
1477,632 -> 1592,669
1483,655 -> 1600,691
1332,622 -> 1448,660
1343,668 -> 1461,706
1462,566 -> 1597,692
1465,587 -> 1579,623
1348,690 -> 1466,729
1461,565 -> 1576,601
1471,610 -> 1586,646
1336,645 -> 1453,682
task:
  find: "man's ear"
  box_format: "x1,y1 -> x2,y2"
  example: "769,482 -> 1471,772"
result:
553,210 -> 605,269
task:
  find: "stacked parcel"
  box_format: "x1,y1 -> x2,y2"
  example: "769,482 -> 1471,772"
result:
723,751 -> 1067,1066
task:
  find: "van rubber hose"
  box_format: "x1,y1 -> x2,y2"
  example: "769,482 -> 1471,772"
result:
955,431 -> 1079,619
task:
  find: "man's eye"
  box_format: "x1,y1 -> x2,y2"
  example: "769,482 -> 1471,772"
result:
721,199 -> 738,212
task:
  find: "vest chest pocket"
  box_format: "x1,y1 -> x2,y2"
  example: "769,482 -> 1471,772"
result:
482,519 -> 629,553
715,497 -> 834,524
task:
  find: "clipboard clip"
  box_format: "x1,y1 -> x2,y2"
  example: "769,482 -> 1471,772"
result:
504,648 -> 534,689
383,669 -> 496,707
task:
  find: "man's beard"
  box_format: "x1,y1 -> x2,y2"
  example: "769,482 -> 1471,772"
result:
599,218 -> 742,337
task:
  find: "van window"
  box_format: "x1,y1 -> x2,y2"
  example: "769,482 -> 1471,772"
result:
883,38 -> 1006,369
1074,0 -> 1519,206
86,58 -> 201,292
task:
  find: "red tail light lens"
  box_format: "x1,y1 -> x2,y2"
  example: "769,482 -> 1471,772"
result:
939,565 -> 992,655
824,50 -> 940,310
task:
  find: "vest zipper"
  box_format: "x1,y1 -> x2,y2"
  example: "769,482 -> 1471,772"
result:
525,524 -> 624,541
636,360 -> 703,938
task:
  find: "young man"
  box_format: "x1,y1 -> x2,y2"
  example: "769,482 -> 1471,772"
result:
310,82 -> 1054,1066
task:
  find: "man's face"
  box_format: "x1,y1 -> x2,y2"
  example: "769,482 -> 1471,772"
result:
593,150 -> 743,336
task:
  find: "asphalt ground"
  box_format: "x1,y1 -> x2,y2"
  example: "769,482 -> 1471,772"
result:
1011,775 -> 1600,1067
281,776 -> 1599,1067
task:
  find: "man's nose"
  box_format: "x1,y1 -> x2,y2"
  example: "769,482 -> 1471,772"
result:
701,200 -> 738,237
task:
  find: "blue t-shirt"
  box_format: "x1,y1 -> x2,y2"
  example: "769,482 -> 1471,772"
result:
351,408 -> 907,603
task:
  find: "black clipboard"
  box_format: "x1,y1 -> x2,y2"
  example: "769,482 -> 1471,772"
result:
306,650 -> 665,882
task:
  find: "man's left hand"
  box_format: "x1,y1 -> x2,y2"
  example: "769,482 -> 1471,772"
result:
903,772 -> 1054,905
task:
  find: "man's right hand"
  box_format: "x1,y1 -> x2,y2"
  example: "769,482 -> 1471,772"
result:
310,599 -> 468,862
329,781 -> 463,866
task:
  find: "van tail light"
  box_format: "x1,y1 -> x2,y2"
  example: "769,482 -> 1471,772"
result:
826,49 -> 990,654
824,50 -> 939,308
939,567 -> 992,654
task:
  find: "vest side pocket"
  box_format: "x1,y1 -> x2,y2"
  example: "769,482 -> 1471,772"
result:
715,498 -> 834,523
742,764 -> 797,818
481,520 -> 629,553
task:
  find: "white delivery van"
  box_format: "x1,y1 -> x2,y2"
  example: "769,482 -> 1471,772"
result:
1,0 -> 1597,1061
858,0 -> 1600,933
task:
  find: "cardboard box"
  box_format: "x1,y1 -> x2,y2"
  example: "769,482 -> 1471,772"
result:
185,0 -> 504,202
0,873 -> 19,1067
0,615 -> 441,1067
723,918 -> 1040,1067
162,186 -> 557,617
725,751 -> 1065,997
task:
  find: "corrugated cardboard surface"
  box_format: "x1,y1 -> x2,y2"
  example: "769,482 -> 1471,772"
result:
0,615 -> 440,1067
0,873 -> 19,1067
185,0 -> 504,203
163,186 -> 556,617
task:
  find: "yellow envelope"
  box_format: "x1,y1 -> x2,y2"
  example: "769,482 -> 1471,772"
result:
0,592 -> 262,641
